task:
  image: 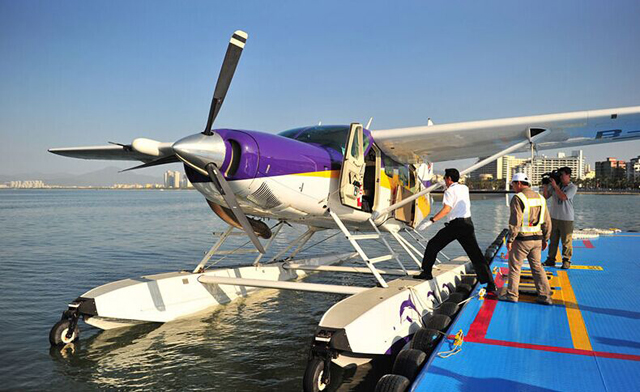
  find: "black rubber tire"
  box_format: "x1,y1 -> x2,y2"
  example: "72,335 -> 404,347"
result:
410,327 -> 441,353
423,313 -> 452,332
303,357 -> 329,392
392,349 -> 426,381
49,320 -> 79,346
434,302 -> 460,318
375,374 -> 410,392
461,276 -> 477,286
455,283 -> 473,296
445,292 -> 465,305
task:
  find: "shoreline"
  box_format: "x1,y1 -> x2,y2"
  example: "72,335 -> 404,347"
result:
0,187 -> 196,191
1,188 -> 638,195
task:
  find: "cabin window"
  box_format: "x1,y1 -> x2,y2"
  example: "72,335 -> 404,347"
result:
350,130 -> 361,159
383,156 -> 410,187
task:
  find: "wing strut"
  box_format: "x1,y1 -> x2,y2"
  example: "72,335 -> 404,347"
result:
371,129 -> 551,220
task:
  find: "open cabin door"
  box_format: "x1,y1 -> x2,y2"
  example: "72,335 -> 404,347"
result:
393,165 -> 430,227
339,123 -> 365,209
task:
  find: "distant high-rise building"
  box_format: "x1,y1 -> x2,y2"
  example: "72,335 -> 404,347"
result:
471,150 -> 585,186
514,150 -> 585,186
164,170 -> 184,188
627,155 -> 640,182
469,155 -> 527,182
180,175 -> 192,188
173,171 -> 181,188
595,158 -> 626,180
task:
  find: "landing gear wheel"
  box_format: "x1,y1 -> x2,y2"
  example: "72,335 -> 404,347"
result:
303,357 -> 329,392
49,320 -> 79,346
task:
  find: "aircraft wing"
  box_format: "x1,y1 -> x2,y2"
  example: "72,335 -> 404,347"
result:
371,106 -> 640,164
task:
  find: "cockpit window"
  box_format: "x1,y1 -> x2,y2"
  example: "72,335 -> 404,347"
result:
279,125 -> 370,155
278,128 -> 304,139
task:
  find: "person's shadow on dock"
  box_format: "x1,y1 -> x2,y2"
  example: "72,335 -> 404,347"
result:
427,366 -> 560,392
578,304 -> 640,320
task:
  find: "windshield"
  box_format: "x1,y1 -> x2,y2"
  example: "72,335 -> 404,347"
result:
279,125 -> 370,155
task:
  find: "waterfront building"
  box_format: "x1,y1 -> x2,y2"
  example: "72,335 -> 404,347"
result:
513,150 -> 585,186
9,180 -> 46,188
469,155 -> 527,182
471,150 -> 585,186
596,158 -> 627,180
164,170 -> 183,188
627,155 -> 640,182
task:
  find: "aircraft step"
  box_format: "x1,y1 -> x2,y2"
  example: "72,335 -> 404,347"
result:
328,211 -> 390,288
369,255 -> 394,264
349,234 -> 380,240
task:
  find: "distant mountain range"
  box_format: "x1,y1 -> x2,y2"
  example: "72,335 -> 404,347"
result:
0,166 -> 163,187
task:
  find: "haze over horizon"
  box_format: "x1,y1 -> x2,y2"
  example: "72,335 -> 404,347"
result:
1,0 -> 639,178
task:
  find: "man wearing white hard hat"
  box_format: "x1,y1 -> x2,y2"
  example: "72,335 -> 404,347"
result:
500,172 -> 553,304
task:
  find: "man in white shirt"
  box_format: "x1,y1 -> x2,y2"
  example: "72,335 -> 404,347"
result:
415,169 -> 497,293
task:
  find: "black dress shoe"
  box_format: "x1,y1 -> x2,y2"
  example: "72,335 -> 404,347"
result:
413,272 -> 433,280
485,283 -> 497,293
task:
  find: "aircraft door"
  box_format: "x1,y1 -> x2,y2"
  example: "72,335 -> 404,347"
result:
339,123 -> 365,209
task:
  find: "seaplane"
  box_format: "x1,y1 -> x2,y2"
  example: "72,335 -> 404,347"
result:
48,30 -> 640,391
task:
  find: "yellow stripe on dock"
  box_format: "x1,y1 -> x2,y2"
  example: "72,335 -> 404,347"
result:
570,265 -> 604,270
557,271 -> 592,351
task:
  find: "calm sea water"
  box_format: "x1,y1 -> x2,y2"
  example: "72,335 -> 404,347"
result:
0,190 -> 638,391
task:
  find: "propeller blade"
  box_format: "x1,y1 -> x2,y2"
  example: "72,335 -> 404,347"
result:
119,154 -> 180,172
204,30 -> 248,135
205,163 -> 265,253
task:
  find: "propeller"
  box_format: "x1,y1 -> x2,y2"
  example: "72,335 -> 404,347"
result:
205,163 -> 265,253
203,30 -> 248,136
173,30 -> 265,253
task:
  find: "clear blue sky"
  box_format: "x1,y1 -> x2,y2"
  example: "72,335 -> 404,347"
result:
1,0 -> 639,176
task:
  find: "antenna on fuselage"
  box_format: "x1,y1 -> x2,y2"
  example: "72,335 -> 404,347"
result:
365,117 -> 373,129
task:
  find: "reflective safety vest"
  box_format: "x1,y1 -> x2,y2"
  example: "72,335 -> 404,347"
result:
515,192 -> 546,233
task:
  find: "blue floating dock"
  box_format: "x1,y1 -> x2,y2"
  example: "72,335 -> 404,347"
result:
412,232 -> 640,392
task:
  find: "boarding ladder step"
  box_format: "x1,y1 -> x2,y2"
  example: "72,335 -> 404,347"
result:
329,211 -> 413,288
369,255 -> 394,263
349,234 -> 380,240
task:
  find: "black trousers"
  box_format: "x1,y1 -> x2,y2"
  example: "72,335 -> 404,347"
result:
421,218 -> 494,284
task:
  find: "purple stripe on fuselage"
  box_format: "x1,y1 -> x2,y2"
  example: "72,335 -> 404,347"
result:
185,127 -> 377,183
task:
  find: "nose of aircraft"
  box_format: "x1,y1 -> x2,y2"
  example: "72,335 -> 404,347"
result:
172,132 -> 227,172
